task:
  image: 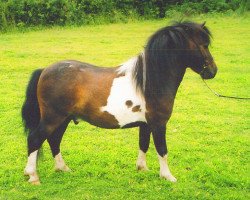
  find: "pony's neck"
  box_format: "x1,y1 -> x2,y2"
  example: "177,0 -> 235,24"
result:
145,61 -> 186,99
164,66 -> 186,97
132,53 -> 186,99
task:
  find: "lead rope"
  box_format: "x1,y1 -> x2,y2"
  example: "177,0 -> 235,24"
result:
202,78 -> 250,100
188,28 -> 249,100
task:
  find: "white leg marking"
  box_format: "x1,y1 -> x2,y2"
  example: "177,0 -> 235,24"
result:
24,150 -> 40,185
24,150 -> 38,175
54,153 -> 70,172
158,154 -> 177,182
136,150 -> 148,171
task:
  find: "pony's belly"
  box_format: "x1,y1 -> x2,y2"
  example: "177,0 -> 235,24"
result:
101,104 -> 146,128
100,74 -> 147,128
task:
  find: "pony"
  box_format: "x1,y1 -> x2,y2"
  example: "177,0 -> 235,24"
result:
22,21 -> 217,185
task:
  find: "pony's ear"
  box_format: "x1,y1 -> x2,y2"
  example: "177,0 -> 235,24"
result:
201,21 -> 206,28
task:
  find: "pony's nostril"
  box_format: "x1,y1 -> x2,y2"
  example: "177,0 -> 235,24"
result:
201,68 -> 215,79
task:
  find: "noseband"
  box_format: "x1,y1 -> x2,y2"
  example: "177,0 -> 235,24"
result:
195,44 -> 214,75
199,54 -> 214,76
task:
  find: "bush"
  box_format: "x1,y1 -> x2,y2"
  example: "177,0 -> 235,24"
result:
0,0 -> 247,31
165,0 -> 245,17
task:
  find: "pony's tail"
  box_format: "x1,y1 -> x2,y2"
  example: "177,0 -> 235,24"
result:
22,69 -> 43,135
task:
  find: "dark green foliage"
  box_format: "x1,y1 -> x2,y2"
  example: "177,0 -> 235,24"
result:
165,0 -> 244,16
0,0 -> 247,31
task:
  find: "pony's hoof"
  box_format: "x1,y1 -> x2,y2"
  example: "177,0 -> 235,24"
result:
160,174 -> 177,182
28,174 -> 40,185
24,170 -> 29,176
168,176 -> 177,182
55,165 -> 71,172
30,180 -> 41,185
24,167 -> 34,176
136,164 -> 149,171
136,159 -> 148,171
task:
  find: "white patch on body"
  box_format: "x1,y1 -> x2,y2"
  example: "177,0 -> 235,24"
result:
24,150 -> 40,184
158,154 -> 177,182
54,153 -> 70,172
101,57 -> 147,127
136,150 -> 148,171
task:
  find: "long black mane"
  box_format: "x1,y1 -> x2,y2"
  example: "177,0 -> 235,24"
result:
133,21 -> 211,98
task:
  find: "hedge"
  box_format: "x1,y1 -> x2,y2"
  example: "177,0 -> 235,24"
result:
0,0 -> 247,31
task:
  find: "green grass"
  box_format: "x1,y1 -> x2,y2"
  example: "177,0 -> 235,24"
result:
0,15 -> 249,199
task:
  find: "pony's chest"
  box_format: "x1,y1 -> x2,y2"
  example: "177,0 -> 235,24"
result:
100,75 -> 146,127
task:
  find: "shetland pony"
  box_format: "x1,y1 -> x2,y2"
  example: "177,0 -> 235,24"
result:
22,21 -> 217,185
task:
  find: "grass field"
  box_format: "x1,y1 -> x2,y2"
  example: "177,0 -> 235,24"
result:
0,15 -> 249,199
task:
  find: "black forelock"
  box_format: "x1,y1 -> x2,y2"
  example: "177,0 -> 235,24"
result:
172,21 -> 212,43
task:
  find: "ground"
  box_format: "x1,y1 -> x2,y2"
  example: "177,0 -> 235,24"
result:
0,14 -> 249,199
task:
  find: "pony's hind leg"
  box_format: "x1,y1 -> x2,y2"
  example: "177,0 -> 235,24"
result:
24,115 -> 66,184
24,150 -> 39,185
24,122 -> 48,185
136,124 -> 151,171
47,117 -> 71,172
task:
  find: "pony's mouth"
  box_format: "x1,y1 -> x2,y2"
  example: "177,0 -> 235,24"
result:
200,64 -> 217,79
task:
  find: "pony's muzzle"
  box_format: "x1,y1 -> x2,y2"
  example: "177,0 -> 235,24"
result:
200,62 -> 217,79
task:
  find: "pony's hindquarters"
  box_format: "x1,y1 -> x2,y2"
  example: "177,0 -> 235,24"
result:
22,67 -> 71,184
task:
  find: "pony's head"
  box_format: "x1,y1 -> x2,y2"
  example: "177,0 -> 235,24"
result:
144,21 -> 217,80
134,21 -> 218,97
179,21 -> 218,79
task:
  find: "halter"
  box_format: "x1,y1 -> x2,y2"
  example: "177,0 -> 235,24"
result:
189,36 -> 213,75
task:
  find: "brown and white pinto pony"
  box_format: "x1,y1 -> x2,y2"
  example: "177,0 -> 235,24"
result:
22,21 -> 217,185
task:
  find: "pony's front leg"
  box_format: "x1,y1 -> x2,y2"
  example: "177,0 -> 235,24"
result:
152,125 -> 177,182
136,124 -> 151,171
